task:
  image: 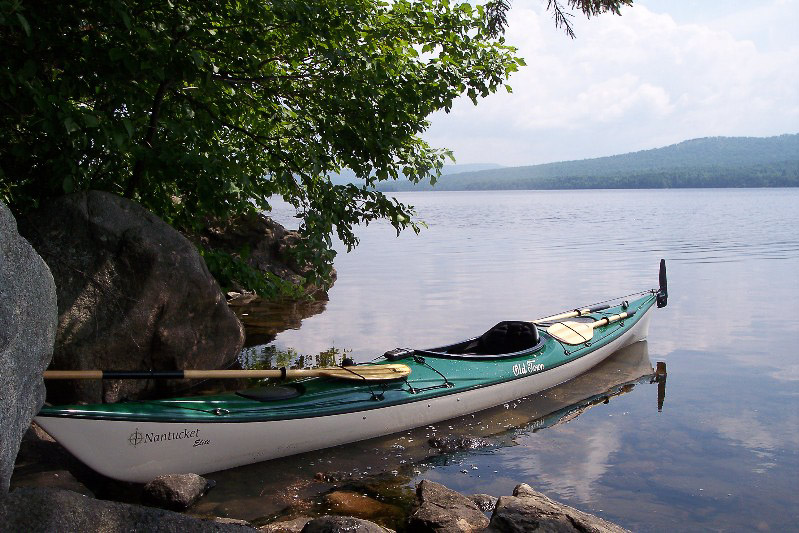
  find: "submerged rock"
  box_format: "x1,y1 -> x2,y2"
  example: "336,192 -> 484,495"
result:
314,471 -> 352,484
0,201 -> 57,492
259,516 -> 313,533
143,473 -> 216,511
322,490 -> 403,521
427,436 -> 491,453
486,483 -> 630,533
300,515 -> 390,533
18,191 -> 244,404
407,480 -> 489,532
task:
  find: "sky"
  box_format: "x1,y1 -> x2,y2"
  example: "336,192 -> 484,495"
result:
424,0 -> 799,166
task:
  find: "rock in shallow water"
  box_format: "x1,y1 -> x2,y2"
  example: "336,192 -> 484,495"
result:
0,201 -> 57,493
485,483 -> 630,533
300,515 -> 390,533
192,212 -> 336,299
143,473 -> 216,511
259,516 -> 314,533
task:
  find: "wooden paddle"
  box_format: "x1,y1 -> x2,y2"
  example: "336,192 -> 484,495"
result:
43,364 -> 411,382
533,304 -> 610,324
546,310 -> 636,345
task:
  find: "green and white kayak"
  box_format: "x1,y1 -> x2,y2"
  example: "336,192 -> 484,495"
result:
36,263 -> 668,482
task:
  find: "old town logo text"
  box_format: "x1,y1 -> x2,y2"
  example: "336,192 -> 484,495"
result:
127,428 -> 208,447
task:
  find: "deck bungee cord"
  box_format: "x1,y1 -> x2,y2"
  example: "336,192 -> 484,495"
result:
401,355 -> 453,395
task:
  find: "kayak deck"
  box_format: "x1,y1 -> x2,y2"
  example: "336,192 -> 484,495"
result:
39,293 -> 657,424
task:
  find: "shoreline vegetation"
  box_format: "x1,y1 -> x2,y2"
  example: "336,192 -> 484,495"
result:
371,134 -> 799,191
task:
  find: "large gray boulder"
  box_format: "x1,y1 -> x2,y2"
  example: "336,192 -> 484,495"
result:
18,191 -> 245,404
0,202 -> 57,492
486,483 -> 630,533
0,487 -> 256,532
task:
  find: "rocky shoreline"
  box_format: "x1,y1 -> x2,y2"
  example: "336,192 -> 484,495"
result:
1,194 -> 629,532
9,427 -> 629,533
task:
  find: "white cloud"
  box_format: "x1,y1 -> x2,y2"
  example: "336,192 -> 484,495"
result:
425,0 -> 799,165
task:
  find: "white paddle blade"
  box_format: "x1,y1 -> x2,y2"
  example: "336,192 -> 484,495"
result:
546,321 -> 595,344
546,310 -> 635,345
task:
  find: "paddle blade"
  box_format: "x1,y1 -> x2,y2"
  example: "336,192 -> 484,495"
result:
315,364 -> 411,381
657,259 -> 668,308
546,321 -> 595,345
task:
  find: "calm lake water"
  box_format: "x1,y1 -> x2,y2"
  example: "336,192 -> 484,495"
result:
201,189 -> 799,532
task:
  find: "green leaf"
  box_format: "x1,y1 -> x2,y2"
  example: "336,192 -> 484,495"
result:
112,132 -> 127,147
117,9 -> 132,30
63,117 -> 79,133
83,114 -> 100,127
122,118 -> 134,138
109,48 -> 126,62
16,13 -> 31,37
62,175 -> 74,193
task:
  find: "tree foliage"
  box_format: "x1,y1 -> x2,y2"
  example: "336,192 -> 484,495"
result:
546,0 -> 632,38
484,0 -> 632,38
0,0 -> 522,281
0,1 -> 631,287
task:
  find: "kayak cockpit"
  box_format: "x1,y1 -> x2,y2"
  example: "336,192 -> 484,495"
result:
391,321 -> 546,360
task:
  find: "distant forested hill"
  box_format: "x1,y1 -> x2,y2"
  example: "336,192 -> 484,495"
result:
377,134 -> 799,191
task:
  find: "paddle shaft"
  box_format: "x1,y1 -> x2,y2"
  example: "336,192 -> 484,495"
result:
44,369 -> 294,380
590,310 -> 636,328
43,365 -> 411,381
533,304 -> 610,323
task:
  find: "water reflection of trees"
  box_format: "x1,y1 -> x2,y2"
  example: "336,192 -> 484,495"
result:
240,345 -> 348,371
230,297 -> 328,347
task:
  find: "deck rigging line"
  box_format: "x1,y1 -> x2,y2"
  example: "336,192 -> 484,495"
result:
402,355 -> 453,394
343,363 -> 392,401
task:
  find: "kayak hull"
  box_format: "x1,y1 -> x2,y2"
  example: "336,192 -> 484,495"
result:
35,304 -> 652,482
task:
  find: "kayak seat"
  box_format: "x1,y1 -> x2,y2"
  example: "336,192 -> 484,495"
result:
476,321 -> 540,355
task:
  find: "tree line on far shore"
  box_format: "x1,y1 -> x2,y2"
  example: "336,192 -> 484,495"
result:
377,134 -> 799,191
